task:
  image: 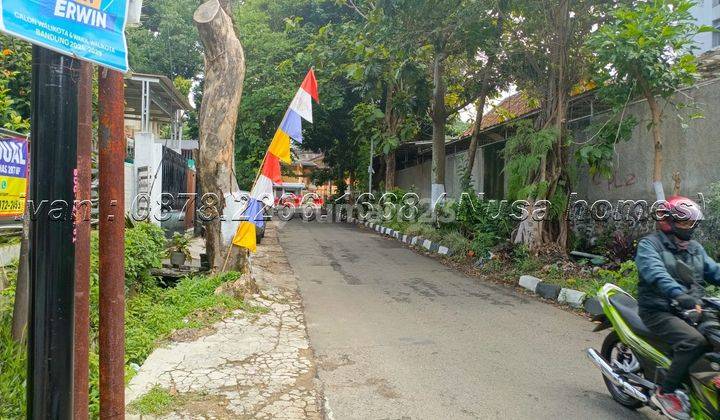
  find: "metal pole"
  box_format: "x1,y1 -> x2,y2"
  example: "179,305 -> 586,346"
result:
73,61 -> 93,420
98,67 -> 126,419
28,46 -> 80,419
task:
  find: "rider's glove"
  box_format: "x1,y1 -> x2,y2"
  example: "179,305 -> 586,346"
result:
676,293 -> 701,310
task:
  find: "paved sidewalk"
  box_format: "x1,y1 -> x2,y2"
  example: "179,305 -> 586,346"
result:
126,223 -> 323,419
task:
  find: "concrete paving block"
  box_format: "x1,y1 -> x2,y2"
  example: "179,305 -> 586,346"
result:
518,275 -> 542,293
536,283 -> 561,300
393,231 -> 400,239
422,239 -> 432,250
438,246 -> 451,256
411,236 -> 419,246
402,234 -> 408,243
559,288 -> 587,308
584,297 -> 604,318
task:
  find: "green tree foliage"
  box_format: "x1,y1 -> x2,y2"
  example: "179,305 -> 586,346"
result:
387,0 -> 508,190
586,0 -> 710,186
0,35 -> 31,132
126,0 -> 203,79
310,3 -> 431,189
575,117 -> 637,178
233,0 -> 359,189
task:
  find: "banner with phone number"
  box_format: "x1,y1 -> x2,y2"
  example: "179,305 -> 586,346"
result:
0,137 -> 28,217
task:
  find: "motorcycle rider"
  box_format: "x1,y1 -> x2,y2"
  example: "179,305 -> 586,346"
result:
636,196 -> 720,420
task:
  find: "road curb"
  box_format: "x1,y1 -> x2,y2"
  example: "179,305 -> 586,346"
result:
517,274 -> 594,314
349,220 -> 457,259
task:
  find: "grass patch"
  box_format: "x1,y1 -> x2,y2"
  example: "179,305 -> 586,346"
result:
0,269 -> 260,418
128,386 -> 185,415
125,271 -> 261,367
0,302 -> 26,419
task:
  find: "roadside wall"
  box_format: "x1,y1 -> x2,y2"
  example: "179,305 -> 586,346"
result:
396,78 -> 720,204
396,148 -> 484,200
575,78 -> 720,203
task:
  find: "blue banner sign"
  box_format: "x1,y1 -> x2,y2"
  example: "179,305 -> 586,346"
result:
0,137 -> 28,218
0,0 -> 129,72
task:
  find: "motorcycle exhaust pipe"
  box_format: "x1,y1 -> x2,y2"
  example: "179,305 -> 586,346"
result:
586,348 -> 648,403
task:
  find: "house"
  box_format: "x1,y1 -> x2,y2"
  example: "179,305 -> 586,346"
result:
692,0 -> 720,53
392,49 -> 720,206
283,150 -> 336,199
123,72 -> 196,232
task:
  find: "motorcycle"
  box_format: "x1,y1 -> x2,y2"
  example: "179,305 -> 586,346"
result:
587,283 -> 720,419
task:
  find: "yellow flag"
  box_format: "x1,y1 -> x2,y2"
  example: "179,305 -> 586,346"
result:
268,129 -> 291,163
232,221 -> 257,252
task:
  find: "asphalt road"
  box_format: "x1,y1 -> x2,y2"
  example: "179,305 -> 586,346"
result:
279,220 -> 661,420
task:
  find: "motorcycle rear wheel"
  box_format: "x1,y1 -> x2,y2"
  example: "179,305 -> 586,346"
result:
601,331 -> 645,410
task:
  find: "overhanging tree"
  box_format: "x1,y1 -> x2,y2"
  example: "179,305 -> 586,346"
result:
392,0 -> 503,203
465,0 -> 511,179
316,3 -> 430,191
586,0 -> 710,197
506,0 -> 610,251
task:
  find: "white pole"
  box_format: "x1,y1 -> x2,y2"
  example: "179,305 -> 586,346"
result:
368,137 -> 374,194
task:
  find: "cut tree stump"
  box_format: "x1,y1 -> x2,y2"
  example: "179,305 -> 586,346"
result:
194,0 -> 247,271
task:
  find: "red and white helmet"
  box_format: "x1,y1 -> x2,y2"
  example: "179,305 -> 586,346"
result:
657,196 -> 704,233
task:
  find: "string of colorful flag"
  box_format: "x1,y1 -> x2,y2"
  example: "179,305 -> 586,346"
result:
232,69 -> 319,252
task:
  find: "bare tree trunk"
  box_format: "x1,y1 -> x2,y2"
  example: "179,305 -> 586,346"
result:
431,51 -> 447,204
385,150 -> 396,190
644,91 -> 663,183
194,0 -> 246,271
383,84 -> 397,191
466,0 -> 505,179
466,91 -> 489,179
673,172 -> 681,196
11,211 -> 30,341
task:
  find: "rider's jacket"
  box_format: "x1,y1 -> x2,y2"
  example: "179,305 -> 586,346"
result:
636,232 -> 720,312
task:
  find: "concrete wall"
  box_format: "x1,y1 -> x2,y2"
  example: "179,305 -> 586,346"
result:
575,78 -> 720,203
396,78 -> 720,204
396,148 -> 484,200
397,159 -> 431,198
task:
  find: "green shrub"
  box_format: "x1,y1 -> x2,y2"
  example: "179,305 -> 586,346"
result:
123,222 -> 166,291
89,222 -> 165,293
438,230 -> 472,258
404,222 -> 437,239
698,182 -> 720,259
0,302 -> 25,419
445,188 -> 516,255
511,244 -> 542,273
595,260 -> 639,297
